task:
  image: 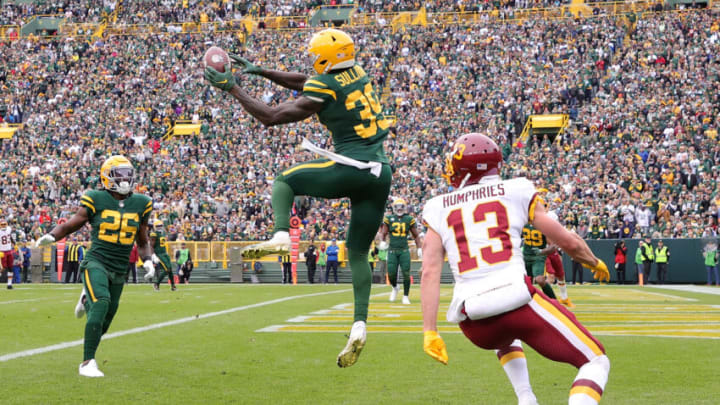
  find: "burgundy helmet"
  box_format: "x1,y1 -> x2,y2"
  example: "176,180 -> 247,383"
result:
443,133 -> 502,188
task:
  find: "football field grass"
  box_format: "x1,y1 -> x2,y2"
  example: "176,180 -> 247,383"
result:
2,283 -> 719,404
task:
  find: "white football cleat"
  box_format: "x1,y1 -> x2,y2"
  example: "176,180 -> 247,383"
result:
74,289 -> 87,318
389,286 -> 398,302
241,231 -> 291,259
337,320 -> 366,368
402,295 -> 411,305
78,359 -> 104,377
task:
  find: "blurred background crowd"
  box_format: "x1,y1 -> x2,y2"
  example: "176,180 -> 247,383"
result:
1,2 -> 719,244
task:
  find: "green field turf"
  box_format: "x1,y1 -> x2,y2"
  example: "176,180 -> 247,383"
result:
1,283 -> 719,404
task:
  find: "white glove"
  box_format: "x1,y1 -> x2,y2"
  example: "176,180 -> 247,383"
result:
178,269 -> 184,276
378,241 -> 388,250
416,247 -> 422,259
35,234 -> 56,247
143,261 -> 156,281
151,254 -> 160,264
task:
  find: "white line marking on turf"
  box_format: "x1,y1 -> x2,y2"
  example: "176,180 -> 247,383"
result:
0,288 -> 352,363
0,298 -> 49,305
627,289 -> 697,301
649,285 -> 720,296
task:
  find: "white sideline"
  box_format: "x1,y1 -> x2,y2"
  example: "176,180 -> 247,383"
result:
650,284 -> 720,296
0,288 -> 351,362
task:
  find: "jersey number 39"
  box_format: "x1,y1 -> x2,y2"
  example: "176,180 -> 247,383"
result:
446,201 -> 512,273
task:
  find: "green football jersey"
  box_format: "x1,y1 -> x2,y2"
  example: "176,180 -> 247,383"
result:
302,65 -> 389,163
383,214 -> 416,250
150,229 -> 168,256
80,190 -> 152,274
522,224 -> 547,258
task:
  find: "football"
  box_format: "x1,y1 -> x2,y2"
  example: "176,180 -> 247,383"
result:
203,46 -> 230,72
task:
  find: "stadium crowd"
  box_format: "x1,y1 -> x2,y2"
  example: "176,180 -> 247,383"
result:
1,8 -> 719,245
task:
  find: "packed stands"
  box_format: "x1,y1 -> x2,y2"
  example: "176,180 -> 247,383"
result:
0,3 -> 718,245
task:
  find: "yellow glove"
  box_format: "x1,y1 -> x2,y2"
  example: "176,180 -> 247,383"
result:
423,330 -> 448,365
583,259 -> 610,282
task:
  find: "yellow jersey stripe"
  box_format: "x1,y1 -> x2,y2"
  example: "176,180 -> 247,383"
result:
302,87 -> 337,100
282,161 -> 335,176
304,79 -> 328,88
143,206 -> 153,216
499,351 -> 525,366
533,294 -> 603,356
84,269 -> 97,302
80,200 -> 96,214
569,386 -> 602,402
81,195 -> 94,203
145,201 -> 153,208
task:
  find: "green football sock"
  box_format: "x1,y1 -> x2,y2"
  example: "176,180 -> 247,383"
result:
84,299 -> 109,361
271,180 -> 293,233
541,283 -> 557,299
402,268 -> 411,296
348,249 -> 372,322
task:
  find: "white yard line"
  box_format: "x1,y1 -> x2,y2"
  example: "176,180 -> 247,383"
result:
649,285 -> 720,296
0,298 -> 52,305
0,288 -> 351,362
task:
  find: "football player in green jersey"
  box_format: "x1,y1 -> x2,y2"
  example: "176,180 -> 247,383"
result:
205,29 -> 392,368
522,223 -> 558,300
149,220 -> 176,291
36,156 -> 155,377
379,198 -> 422,304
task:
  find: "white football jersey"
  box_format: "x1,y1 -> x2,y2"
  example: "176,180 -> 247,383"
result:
0,227 -> 12,251
422,175 -> 539,322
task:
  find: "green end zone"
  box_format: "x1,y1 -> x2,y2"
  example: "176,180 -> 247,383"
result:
257,286 -> 720,339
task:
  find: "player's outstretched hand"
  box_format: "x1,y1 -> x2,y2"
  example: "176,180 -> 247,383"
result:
204,64 -> 236,92
35,234 -> 56,247
583,259 -> 610,282
229,55 -> 262,75
423,330 -> 448,365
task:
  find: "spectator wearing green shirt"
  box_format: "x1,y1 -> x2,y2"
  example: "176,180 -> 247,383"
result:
704,243 -> 719,286
635,241 -> 645,285
376,239 -> 388,282
317,244 -> 327,284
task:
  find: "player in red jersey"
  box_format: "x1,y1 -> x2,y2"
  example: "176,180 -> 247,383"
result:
0,219 -> 15,289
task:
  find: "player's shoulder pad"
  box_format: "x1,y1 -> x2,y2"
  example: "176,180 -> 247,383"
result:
303,74 -> 337,102
80,190 -> 101,214
421,194 -> 445,233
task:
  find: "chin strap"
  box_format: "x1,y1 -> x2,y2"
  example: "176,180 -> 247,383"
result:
457,173 -> 472,189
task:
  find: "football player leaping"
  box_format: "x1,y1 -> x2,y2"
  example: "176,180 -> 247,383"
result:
379,198 -> 422,304
204,29 -> 392,368
36,156 -> 156,377
420,134 -> 610,405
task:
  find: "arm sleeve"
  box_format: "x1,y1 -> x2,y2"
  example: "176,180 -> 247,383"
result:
142,198 -> 153,223
302,76 -> 336,105
80,192 -> 97,220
